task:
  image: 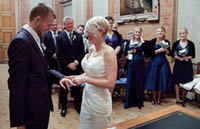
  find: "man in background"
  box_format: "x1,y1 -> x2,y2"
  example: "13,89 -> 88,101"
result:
76,24 -> 91,53
57,16 -> 84,117
42,18 -> 60,70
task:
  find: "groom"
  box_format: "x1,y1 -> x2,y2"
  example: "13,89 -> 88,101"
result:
7,3 -> 72,129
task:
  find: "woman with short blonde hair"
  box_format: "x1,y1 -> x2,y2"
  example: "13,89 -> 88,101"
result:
171,27 -> 195,104
60,16 -> 117,129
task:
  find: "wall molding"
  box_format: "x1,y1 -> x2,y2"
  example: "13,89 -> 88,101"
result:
172,0 -> 178,42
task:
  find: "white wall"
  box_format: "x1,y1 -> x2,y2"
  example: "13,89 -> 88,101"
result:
177,0 -> 200,62
62,0 -> 85,27
72,0 -> 86,27
63,3 -> 72,18
93,0 -> 108,17
29,0 -> 53,10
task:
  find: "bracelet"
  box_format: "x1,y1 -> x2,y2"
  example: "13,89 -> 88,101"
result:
83,77 -> 87,83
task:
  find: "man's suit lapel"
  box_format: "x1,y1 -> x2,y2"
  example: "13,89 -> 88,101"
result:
63,32 -> 72,47
23,29 -> 48,72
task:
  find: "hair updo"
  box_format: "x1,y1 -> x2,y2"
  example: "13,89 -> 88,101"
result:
85,16 -> 109,37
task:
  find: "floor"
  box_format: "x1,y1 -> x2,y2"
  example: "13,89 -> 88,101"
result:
0,64 -> 199,129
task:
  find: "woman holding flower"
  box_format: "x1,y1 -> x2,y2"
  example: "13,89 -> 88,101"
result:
144,26 -> 173,106
171,28 -> 195,104
124,27 -> 150,109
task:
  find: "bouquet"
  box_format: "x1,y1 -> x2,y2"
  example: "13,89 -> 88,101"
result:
128,41 -> 143,50
159,40 -> 169,48
177,48 -> 188,57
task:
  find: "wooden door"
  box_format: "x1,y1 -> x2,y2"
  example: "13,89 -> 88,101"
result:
0,0 -> 15,63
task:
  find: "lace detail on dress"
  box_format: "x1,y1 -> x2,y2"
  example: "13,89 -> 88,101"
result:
81,47 -> 112,117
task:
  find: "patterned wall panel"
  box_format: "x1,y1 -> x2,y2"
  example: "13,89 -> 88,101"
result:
0,0 -> 15,63
3,31 -> 12,43
3,0 -> 11,11
3,16 -> 11,27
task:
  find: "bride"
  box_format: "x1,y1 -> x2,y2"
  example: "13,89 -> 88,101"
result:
60,16 -> 117,129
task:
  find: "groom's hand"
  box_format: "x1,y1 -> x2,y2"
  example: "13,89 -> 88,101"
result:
59,77 -> 76,91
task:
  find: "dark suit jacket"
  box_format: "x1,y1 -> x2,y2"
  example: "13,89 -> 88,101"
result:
57,31 -> 84,75
8,29 -> 63,128
42,31 -> 61,69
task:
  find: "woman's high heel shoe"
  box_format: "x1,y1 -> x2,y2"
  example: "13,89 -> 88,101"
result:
176,100 -> 182,104
152,100 -> 157,106
157,99 -> 162,106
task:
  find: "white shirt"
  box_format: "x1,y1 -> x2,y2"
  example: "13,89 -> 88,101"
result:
51,30 -> 58,47
51,30 -> 58,37
64,30 -> 72,39
23,24 -> 44,55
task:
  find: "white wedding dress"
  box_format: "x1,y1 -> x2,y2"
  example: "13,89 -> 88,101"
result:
80,47 -> 112,129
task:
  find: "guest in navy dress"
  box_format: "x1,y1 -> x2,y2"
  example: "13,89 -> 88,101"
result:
171,28 -> 195,104
124,27 -> 152,109
105,16 -> 123,81
123,27 -> 146,109
144,26 -> 173,106
105,16 -> 123,56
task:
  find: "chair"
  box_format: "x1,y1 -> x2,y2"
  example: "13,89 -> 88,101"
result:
113,77 -> 127,101
182,62 -> 200,107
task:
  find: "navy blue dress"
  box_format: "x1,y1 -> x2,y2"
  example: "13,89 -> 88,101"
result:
123,40 -> 152,108
105,32 -> 119,49
144,38 -> 173,91
171,40 -> 195,84
105,31 -> 123,79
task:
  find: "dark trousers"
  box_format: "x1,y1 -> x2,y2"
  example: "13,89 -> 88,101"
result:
59,86 -> 82,109
26,111 -> 50,129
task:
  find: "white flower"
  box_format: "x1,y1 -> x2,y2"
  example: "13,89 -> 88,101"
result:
72,34 -> 76,41
178,48 -> 188,57
160,40 -> 169,48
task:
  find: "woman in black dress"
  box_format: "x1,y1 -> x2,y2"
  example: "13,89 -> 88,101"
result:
171,28 -> 195,104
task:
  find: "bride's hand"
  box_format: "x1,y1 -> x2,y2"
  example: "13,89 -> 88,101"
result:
74,76 -> 86,86
59,78 -> 76,91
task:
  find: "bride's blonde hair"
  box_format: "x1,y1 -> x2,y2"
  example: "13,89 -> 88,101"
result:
85,16 -> 109,37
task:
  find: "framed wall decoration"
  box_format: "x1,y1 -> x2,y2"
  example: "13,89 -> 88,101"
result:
115,0 -> 159,23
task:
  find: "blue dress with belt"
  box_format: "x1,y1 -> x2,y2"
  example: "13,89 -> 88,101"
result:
124,41 -> 149,108
171,40 -> 195,84
144,38 -> 173,91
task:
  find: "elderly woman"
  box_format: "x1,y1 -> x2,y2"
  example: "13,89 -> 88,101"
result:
171,28 -> 195,104
60,16 -> 117,129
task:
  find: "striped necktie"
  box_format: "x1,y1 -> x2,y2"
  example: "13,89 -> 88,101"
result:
69,32 -> 73,45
